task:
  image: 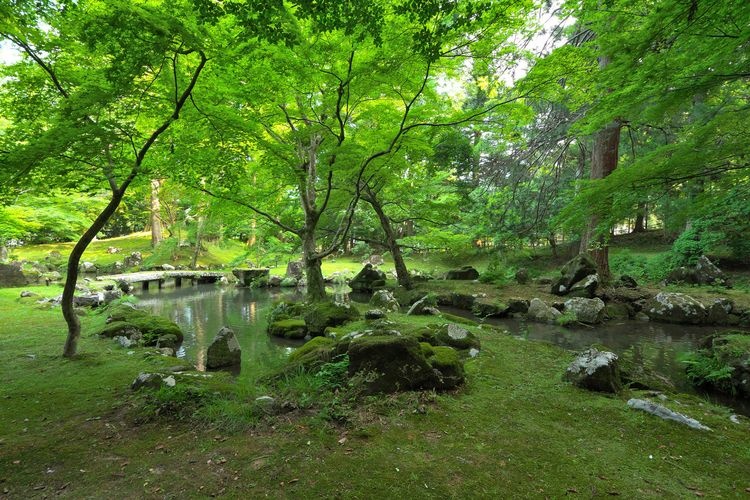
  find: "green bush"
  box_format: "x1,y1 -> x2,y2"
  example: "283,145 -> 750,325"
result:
680,351 -> 735,394
610,250 -> 673,283
478,256 -> 514,285
351,241 -> 372,258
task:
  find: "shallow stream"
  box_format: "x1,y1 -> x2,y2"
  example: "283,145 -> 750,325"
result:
135,283 -> 748,415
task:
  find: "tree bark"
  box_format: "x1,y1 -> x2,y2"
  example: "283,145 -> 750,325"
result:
633,203 -> 647,233
364,190 -> 412,289
150,178 -> 163,247
581,120 -> 620,280
62,192 -> 126,357
302,228 -> 326,301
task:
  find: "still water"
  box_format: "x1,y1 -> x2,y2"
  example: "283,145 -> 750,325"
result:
136,284 -> 303,375
135,284 -> 747,414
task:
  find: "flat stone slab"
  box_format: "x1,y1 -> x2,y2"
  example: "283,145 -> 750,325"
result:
98,270 -> 228,283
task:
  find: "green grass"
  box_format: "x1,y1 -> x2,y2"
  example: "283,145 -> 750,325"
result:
1,287 -> 749,498
9,232 -> 249,270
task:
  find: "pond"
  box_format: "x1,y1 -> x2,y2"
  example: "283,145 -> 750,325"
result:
135,283 -> 748,415
135,284 -> 303,377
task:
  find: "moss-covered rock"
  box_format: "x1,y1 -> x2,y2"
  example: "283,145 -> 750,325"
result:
472,299 -> 508,318
604,302 -> 631,320
267,301 -> 306,325
289,336 -> 336,364
427,345 -> 465,389
268,319 -> 308,339
435,323 -> 481,350
304,301 -> 360,337
347,335 -> 436,393
96,304 -> 183,347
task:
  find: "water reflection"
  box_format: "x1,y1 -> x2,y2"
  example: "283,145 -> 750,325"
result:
136,284 -> 303,376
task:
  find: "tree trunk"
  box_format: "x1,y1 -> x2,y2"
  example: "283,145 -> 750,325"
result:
62,192 -> 125,357
190,215 -> 204,269
302,229 -> 326,301
150,179 -> 163,247
633,203 -> 647,233
365,192 -> 412,289
582,120 -> 621,280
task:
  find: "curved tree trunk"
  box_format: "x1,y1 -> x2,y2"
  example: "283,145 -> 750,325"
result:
62,192 -> 126,358
365,191 -> 412,289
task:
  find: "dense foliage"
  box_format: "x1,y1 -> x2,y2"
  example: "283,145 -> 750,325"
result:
1,0 -> 748,280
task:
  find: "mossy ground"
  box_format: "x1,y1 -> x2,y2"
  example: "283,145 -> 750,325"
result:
1,286 -> 749,498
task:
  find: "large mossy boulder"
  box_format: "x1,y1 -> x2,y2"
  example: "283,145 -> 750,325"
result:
435,323 -> 481,350
288,336 -> 336,365
268,319 -> 308,339
472,299 -> 508,318
206,327 -> 242,369
564,348 -> 622,393
551,254 -> 597,296
349,264 -> 386,292
304,301 -> 360,337
97,304 -> 183,347
421,343 -> 465,389
347,335 -> 436,393
644,292 -> 706,325
445,265 -> 479,281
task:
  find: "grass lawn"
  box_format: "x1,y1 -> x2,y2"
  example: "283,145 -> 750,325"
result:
1,286 -> 749,498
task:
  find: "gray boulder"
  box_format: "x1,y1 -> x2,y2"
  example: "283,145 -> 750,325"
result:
407,295 -> 440,316
285,260 -> 304,279
564,297 -> 606,324
369,289 -> 400,312
564,348 -> 622,393
206,327 -> 242,369
568,273 -> 599,298
161,263 -> 176,271
80,261 -> 97,273
551,254 -> 597,296
665,255 -> 729,287
0,263 -> 33,287
644,292 -> 706,325
445,265 -> 479,280
131,373 -> 176,391
124,251 -> 142,267
526,298 -> 561,324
